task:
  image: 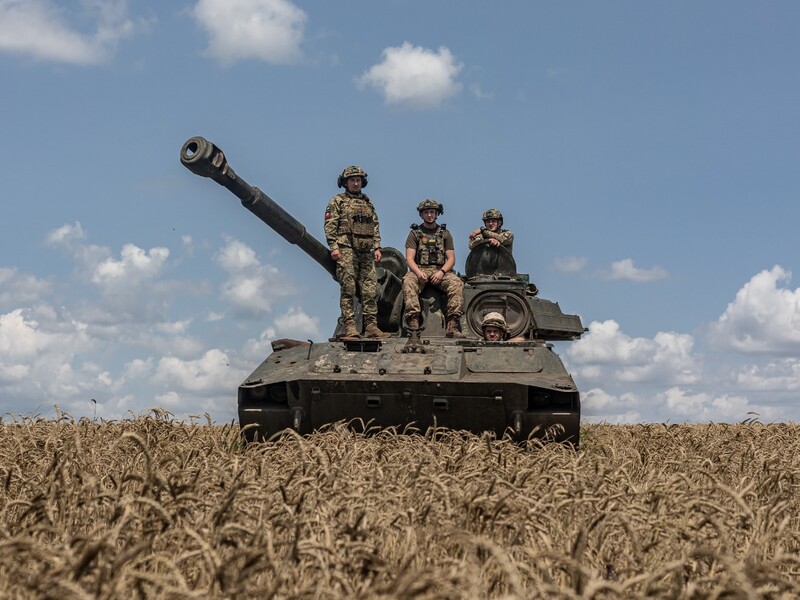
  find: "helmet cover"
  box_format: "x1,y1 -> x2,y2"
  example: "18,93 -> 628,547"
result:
482,208 -> 503,225
338,165 -> 368,188
481,311 -> 508,331
417,198 -> 444,215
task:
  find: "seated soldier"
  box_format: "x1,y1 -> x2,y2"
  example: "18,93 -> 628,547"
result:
402,199 -> 465,338
481,312 -> 526,342
468,208 -> 514,253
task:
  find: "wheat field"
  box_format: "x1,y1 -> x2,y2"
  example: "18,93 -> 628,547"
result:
1,413 -> 798,599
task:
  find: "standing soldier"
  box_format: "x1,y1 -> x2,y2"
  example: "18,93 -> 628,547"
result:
324,165 -> 390,339
402,199 -> 465,337
468,208 -> 514,253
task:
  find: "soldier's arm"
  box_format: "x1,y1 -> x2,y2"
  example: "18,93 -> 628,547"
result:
372,209 -> 382,251
442,249 -> 456,273
323,198 -> 341,251
468,235 -> 486,250
482,229 -> 514,248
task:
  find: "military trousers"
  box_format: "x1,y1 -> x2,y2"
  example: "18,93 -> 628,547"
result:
402,266 -> 464,319
336,246 -> 378,324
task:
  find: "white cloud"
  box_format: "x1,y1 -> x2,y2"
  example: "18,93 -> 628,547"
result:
710,266 -> 800,354
567,320 -> 700,385
600,258 -> 668,282
0,309 -> 57,361
581,385 -> 778,424
191,0 -> 306,65
734,358 -> 800,391
0,0 -> 138,65
581,388 -> 642,424
154,348 -> 246,395
92,244 -> 170,288
47,222 -> 111,279
215,238 -> 294,318
553,256 -> 587,273
0,308 -> 108,408
46,221 -> 87,246
357,42 -> 463,109
661,387 -> 776,422
0,268 -> 51,309
273,306 -> 320,339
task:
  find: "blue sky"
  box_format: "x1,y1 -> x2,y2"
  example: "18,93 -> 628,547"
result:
2,0 -> 799,424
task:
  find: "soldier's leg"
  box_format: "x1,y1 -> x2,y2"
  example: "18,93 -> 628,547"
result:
336,246 -> 357,323
358,253 -> 390,338
402,271 -> 423,325
358,251 -> 378,324
438,272 -> 465,319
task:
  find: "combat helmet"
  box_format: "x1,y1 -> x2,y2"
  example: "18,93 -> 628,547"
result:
417,198 -> 444,215
482,208 -> 503,227
338,165 -> 368,189
481,311 -> 509,333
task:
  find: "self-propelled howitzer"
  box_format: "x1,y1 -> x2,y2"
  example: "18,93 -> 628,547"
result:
181,136 -> 586,445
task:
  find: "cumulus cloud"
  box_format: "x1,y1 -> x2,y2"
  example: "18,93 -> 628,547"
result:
581,385 -> 777,424
47,222 -> 112,278
567,320 -> 700,385
581,388 -> 642,423
599,259 -> 668,282
46,222 -> 87,246
710,266 -> 800,354
553,256 -> 587,273
0,268 -> 51,309
215,238 -> 294,318
191,0 -> 306,65
154,348 -> 246,395
92,244 -> 170,288
0,307 -> 107,409
0,0 -> 138,65
734,359 -> 800,391
357,42 -> 463,109
272,306 -> 321,340
661,387 -> 776,422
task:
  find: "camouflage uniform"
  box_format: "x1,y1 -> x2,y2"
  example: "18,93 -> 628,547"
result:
324,191 -> 381,326
468,208 -> 514,253
402,223 -> 464,321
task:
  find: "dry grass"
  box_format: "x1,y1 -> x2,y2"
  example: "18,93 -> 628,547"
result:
1,412 -> 798,599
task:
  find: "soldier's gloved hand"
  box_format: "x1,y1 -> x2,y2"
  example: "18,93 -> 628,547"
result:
331,249 -> 341,261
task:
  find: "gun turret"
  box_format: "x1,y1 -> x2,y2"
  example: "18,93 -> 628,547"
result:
180,136 -> 337,280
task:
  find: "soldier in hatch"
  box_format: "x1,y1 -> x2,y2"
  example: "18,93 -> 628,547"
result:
324,165 -> 390,339
468,208 -> 514,253
480,312 -> 526,342
402,199 -> 465,338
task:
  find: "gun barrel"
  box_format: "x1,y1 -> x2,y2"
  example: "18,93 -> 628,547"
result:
180,136 -> 337,280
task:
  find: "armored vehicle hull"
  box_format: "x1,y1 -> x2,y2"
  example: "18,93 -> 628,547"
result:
239,337 -> 580,444
181,136 -> 584,446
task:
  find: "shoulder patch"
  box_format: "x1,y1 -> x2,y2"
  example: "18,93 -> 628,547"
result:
440,223 -> 447,231
410,223 -> 420,230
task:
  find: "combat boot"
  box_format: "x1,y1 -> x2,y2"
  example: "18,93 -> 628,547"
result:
364,322 -> 390,339
446,318 -> 464,338
407,315 -> 421,330
340,319 -> 360,339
